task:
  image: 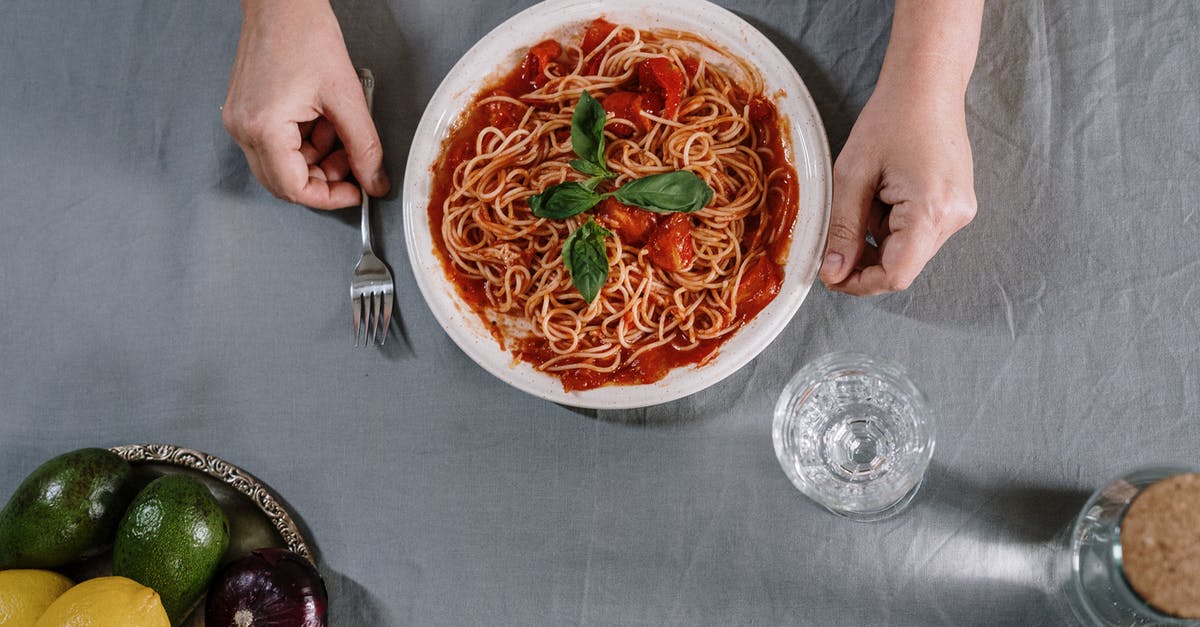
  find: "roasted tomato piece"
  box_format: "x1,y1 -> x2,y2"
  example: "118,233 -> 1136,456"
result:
602,91 -> 652,137
640,92 -> 665,118
646,213 -> 696,272
520,39 -> 563,89
735,256 -> 783,314
530,39 -> 562,63
747,96 -> 775,124
637,57 -> 685,118
595,197 -> 659,246
581,19 -> 632,73
582,18 -> 618,55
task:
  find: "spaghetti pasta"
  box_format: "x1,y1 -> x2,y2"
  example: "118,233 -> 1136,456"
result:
428,18 -> 799,391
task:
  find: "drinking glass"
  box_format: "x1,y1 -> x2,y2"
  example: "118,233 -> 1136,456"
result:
772,352 -> 935,521
1061,465 -> 1200,626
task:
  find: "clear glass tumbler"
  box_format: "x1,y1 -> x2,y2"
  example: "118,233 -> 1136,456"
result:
772,352 -> 936,521
1062,466 -> 1200,626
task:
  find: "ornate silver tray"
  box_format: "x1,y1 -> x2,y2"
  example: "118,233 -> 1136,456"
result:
100,444 -> 314,626
109,443 -> 311,559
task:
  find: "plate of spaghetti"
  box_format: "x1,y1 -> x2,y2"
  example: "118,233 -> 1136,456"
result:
403,0 -> 831,409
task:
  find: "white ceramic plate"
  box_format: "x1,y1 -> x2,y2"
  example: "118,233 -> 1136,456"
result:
402,0 -> 831,409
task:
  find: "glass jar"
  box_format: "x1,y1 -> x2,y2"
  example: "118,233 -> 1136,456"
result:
1063,466 -> 1200,626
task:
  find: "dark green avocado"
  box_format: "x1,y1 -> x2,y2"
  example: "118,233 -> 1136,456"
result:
113,474 -> 230,625
0,447 -> 134,569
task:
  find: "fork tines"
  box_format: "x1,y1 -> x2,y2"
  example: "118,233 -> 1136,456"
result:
353,287 -> 392,346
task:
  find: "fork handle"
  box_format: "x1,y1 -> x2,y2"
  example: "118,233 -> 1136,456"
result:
358,68 -> 376,254
360,175 -> 374,254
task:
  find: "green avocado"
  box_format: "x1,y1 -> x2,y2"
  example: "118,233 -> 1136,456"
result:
0,447 -> 135,569
113,474 -> 230,625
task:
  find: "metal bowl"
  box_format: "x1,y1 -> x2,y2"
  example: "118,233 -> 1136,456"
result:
88,444 -> 314,626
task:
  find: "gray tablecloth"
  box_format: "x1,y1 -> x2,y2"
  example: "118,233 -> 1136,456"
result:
2,1 -> 1198,625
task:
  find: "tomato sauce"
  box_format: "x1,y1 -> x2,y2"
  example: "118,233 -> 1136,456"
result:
427,19 -> 800,392
427,47 -> 549,314
515,335 -> 727,391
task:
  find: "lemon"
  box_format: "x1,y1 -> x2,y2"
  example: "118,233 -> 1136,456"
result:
35,576 -> 169,627
0,569 -> 74,626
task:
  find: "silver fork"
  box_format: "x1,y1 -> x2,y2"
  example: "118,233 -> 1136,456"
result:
351,68 -> 394,346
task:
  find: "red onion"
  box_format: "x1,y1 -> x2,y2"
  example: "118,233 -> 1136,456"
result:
205,548 -> 328,627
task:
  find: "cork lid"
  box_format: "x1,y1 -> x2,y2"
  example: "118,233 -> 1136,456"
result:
1121,473 -> 1200,619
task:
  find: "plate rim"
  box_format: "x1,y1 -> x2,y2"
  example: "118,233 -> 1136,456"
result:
402,0 -> 833,409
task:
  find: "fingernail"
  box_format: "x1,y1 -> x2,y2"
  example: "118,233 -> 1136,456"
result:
821,252 -> 844,278
372,170 -> 391,194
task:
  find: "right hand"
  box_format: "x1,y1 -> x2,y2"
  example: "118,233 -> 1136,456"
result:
819,76 -> 977,295
222,0 -> 389,209
818,0 -> 983,295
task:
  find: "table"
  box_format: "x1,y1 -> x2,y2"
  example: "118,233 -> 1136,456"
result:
2,1 -> 1197,624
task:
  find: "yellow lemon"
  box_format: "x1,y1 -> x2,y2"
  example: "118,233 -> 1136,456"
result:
0,569 -> 74,626
35,576 -> 169,627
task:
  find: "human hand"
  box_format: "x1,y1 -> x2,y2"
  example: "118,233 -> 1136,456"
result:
819,0 -> 983,295
222,0 -> 389,209
819,80 -> 977,295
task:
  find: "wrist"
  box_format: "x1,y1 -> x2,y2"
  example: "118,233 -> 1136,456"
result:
876,51 -> 972,103
878,0 -> 983,99
241,0 -> 329,17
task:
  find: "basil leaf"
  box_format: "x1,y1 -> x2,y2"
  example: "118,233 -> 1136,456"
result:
571,91 -> 609,172
580,176 -> 607,192
612,170 -> 714,214
569,159 -> 611,179
530,182 -> 605,219
562,218 -> 612,303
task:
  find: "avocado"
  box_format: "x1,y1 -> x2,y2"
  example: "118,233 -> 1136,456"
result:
0,447 -> 134,569
112,474 -> 229,626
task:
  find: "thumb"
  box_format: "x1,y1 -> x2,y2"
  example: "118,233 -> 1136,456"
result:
322,85 -> 391,197
821,157 -> 877,285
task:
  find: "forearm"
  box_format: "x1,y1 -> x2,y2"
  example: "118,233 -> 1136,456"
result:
240,0 -> 332,21
879,0 -> 984,99
241,0 -> 329,10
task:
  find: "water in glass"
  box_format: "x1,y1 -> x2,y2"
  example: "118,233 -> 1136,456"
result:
773,352 -> 935,521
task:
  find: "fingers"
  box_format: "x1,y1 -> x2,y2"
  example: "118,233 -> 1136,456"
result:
299,118 -> 338,165
321,87 -> 391,198
231,118 -> 361,210
249,122 -> 308,200
827,196 -> 975,296
866,199 -> 892,245
820,154 -> 878,285
829,209 -> 940,296
301,170 -> 362,209
315,148 -> 352,182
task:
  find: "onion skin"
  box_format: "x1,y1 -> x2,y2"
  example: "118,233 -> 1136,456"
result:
205,548 -> 328,627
